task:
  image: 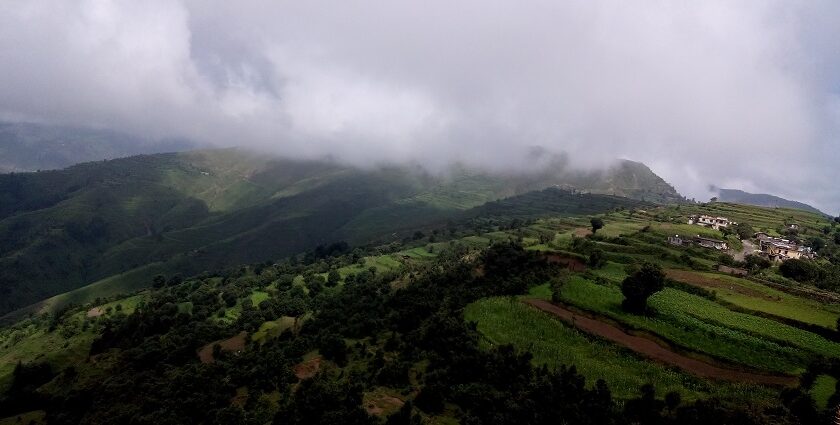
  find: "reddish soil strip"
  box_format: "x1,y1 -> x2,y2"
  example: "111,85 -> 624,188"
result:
197,331 -> 247,364
524,299 -> 796,386
543,253 -> 587,272
293,357 -> 322,380
365,394 -> 405,416
86,307 -> 104,318
573,228 -> 592,238
665,270 -> 776,301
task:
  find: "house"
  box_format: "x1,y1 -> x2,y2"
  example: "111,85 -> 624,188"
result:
753,232 -> 770,241
694,236 -> 729,250
667,235 -> 685,246
688,214 -> 732,230
757,237 -> 814,261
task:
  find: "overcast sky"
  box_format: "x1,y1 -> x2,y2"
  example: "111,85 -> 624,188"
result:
1,1 -> 839,212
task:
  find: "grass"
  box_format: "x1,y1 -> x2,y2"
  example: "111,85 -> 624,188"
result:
811,375 -> 837,409
589,261 -> 629,283
0,324 -> 95,391
678,271 -> 840,329
465,297 -> 775,402
251,291 -> 270,305
252,317 -> 296,344
556,277 -> 840,373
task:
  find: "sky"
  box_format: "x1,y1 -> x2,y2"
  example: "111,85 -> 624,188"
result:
1,1 -> 839,213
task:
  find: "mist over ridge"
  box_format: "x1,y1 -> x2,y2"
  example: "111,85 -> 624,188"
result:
1,1 -> 839,212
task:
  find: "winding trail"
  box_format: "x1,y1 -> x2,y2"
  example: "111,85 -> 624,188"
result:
524,299 -> 797,386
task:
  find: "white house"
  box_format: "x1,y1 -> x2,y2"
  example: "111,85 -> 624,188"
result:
688,215 -> 732,230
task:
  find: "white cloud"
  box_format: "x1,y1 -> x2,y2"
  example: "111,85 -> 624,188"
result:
0,0 -> 838,212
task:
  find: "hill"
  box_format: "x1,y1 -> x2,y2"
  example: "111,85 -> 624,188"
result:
1,200 -> 838,423
0,149 -> 681,316
717,188 -> 827,216
0,121 -> 194,173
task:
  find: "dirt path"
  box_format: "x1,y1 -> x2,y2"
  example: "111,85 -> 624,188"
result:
732,239 -> 757,262
524,299 -> 796,386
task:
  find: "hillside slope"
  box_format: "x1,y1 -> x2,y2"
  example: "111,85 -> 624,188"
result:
0,149 -> 681,315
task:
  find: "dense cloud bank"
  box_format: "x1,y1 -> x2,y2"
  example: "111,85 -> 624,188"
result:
1,1 -> 838,212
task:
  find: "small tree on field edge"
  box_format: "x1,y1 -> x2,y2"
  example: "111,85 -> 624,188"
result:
590,217 -> 604,234
621,262 -> 665,314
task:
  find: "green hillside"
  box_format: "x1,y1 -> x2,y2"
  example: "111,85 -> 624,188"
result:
0,149 -> 682,317
1,200 -> 839,423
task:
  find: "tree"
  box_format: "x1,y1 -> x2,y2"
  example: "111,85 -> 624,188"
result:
588,248 -> 606,268
550,270 -> 571,302
779,259 -> 823,283
744,255 -> 770,272
620,262 -> 665,313
590,217 -> 604,234
733,222 -> 754,240
327,270 -> 341,287
808,237 -> 825,252
152,275 -> 166,289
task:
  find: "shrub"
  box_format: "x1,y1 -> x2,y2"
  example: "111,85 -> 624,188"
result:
621,262 -> 665,314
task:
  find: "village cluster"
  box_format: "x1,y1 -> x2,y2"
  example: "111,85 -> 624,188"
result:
668,214 -> 815,262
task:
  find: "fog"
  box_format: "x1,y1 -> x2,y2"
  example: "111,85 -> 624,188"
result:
1,1 -> 838,212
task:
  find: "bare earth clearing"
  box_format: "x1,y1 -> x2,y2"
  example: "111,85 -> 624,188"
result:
524,299 -> 796,386
86,307 -> 104,318
573,228 -> 592,238
293,357 -> 322,380
197,331 -> 247,364
543,253 -> 587,271
364,394 -> 405,416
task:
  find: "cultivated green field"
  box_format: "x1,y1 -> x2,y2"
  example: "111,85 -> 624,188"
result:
465,297 -> 775,402
554,277 -> 840,373
668,270 -> 840,328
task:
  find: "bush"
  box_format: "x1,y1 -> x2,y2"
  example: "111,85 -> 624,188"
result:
779,259 -> 822,283
588,249 -> 606,269
621,262 -> 665,314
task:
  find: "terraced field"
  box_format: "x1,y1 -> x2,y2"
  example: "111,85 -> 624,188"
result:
465,296 -> 776,402
554,277 -> 840,373
666,269 -> 840,329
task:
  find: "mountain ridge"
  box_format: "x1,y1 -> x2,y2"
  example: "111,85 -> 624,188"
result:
717,188 -> 827,216
0,148 -> 682,315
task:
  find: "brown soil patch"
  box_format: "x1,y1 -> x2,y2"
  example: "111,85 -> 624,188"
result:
524,299 -> 796,386
665,270 -> 774,300
573,228 -> 591,237
86,307 -> 104,318
197,331 -> 247,364
543,253 -> 587,272
293,357 -> 322,380
364,393 -> 405,416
